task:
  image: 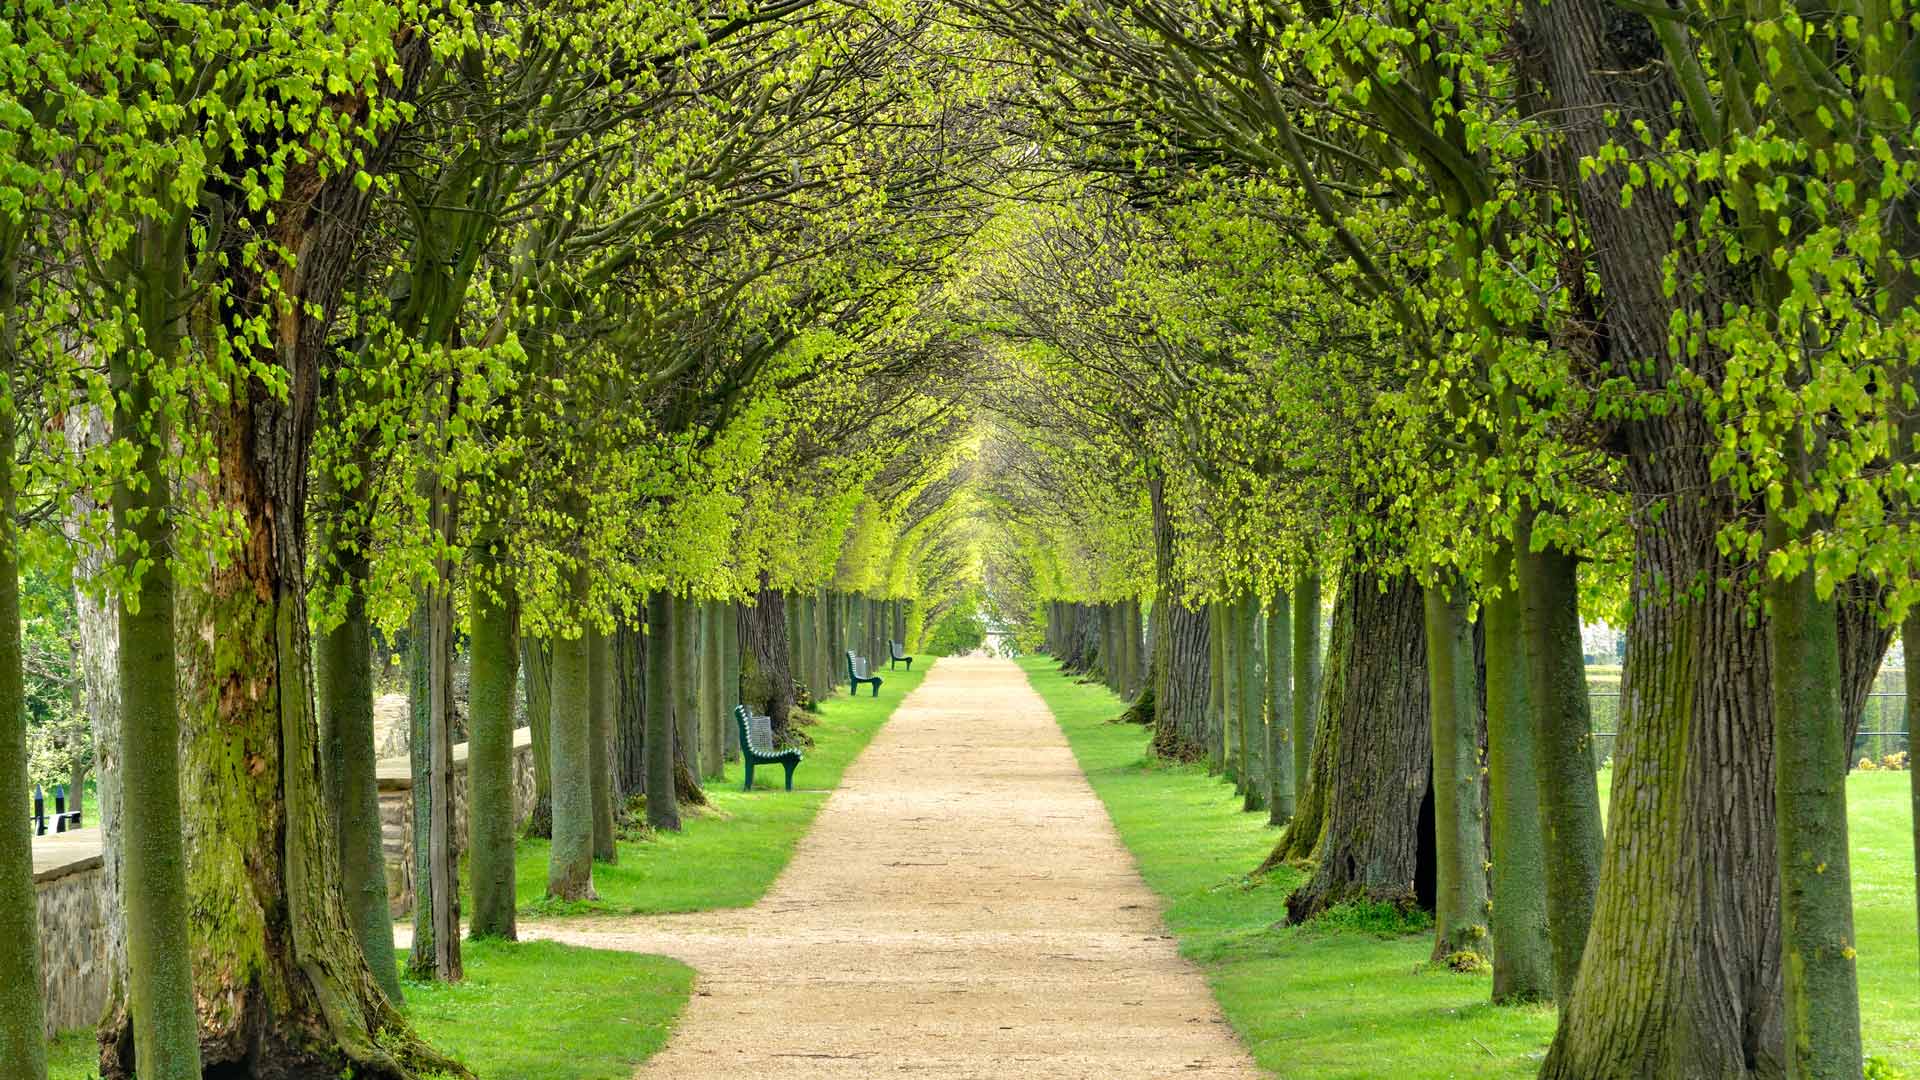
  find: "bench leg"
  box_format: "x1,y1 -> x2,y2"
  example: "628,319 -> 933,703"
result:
905,657 -> 913,670
782,760 -> 797,791
743,761 -> 755,791
869,680 -> 882,697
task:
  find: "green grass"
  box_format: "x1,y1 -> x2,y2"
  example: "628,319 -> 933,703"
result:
46,940 -> 691,1080
408,939 -> 692,1080
517,659 -> 929,916
1017,656 -> 1920,1079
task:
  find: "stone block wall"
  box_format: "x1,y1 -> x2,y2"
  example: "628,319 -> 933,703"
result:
379,728 -> 536,917
34,856 -> 108,1038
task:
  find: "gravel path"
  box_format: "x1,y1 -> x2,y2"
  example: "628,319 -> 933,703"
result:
532,655 -> 1263,1079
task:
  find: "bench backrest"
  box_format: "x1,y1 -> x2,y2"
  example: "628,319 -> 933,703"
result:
847,652 -> 871,680
890,640 -> 906,657
734,704 -> 778,755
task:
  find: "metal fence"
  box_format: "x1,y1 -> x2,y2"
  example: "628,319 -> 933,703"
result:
1588,692 -> 1910,768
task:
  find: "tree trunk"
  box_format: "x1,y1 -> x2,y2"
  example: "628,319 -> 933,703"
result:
613,622 -> 646,799
1908,613 -> 1920,972
723,601 -> 742,760
1765,497 -> 1860,1077
521,638 -> 553,838
644,593 -> 681,832
106,273 -> 199,1080
1424,576 -> 1491,966
587,626 -> 617,863
701,600 -> 726,780
0,355 -> 48,1078
419,463 -> 460,982
1151,601 -> 1210,761
1483,543 -> 1554,1003
1238,595 -> 1264,813
1209,601 -> 1228,774
1527,5 -> 1878,1073
1292,571 -> 1322,808
1283,570 -> 1434,924
672,593 -> 704,802
740,577 -> 795,738
466,552 -> 518,939
314,472 -> 403,1000
546,575 -> 595,900
1265,574 -> 1340,869
1265,593 -> 1294,825
1514,525 -> 1602,1001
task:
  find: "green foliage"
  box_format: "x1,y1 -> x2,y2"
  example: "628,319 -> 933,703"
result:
923,600 -> 985,656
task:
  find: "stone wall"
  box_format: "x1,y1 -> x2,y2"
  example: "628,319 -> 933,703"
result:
378,726 -> 537,917
34,855 -> 108,1038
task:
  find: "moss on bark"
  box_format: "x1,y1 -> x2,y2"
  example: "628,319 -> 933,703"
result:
467,551 -> 519,938
1423,576 -> 1491,968
1483,543 -> 1553,1003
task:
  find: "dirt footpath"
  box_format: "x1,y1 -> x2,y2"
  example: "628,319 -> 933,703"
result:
531,655 -> 1263,1079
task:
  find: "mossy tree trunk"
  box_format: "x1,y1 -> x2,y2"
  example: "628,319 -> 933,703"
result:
1481,543 -> 1553,1003
466,543 -> 518,939
1424,576 -> 1491,966
587,625 -> 617,863
1513,523 -> 1601,1001
1264,593 -> 1294,825
644,593 -> 682,832
546,569 -> 595,900
0,295 -> 48,1079
1283,571 -> 1435,924
521,638 -> 553,838
103,231 -> 199,1080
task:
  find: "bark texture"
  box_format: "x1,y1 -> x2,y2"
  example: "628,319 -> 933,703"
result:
547,613 -> 595,899
1264,594 -> 1294,825
587,626 -> 617,863
521,638 -> 553,838
1483,545 -> 1553,1003
1283,571 -> 1435,924
740,576 -> 795,738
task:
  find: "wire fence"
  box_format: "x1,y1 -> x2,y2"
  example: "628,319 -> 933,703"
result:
1589,692 -> 1911,769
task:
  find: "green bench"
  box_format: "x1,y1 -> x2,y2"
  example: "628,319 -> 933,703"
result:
734,705 -> 802,791
846,651 -> 883,697
888,640 -> 913,670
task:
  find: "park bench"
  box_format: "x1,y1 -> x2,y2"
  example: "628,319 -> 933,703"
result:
889,640 -> 913,670
846,651 -> 883,697
734,705 -> 803,791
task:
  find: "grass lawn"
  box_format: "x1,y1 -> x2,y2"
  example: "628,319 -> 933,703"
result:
516,659 -> 930,916
46,939 -> 690,1080
1017,656 -> 1919,1080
